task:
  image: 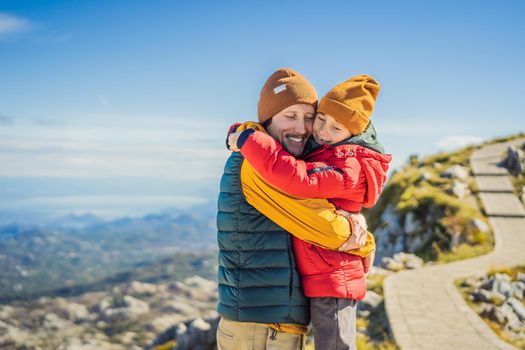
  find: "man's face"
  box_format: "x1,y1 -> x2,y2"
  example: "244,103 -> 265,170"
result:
265,104 -> 315,157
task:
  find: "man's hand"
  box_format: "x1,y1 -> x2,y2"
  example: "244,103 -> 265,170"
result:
335,210 -> 368,251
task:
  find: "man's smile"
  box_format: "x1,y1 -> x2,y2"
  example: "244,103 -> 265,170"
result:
286,135 -> 305,143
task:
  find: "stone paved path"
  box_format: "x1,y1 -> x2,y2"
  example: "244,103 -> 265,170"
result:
383,138 -> 525,350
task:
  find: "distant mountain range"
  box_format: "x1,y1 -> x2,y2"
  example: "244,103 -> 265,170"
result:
0,201 -> 218,302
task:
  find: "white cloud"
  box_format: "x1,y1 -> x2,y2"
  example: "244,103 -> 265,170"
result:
0,13 -> 30,37
436,135 -> 484,151
0,114 -> 230,180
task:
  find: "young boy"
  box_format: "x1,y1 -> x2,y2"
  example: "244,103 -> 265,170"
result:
227,74 -> 392,350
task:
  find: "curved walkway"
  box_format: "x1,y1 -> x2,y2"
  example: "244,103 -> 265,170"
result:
383,138 -> 525,350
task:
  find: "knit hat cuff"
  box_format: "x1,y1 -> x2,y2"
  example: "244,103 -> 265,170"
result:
318,97 -> 369,135
258,88 -> 317,123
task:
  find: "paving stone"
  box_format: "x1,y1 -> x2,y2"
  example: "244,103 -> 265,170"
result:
479,193 -> 525,217
475,176 -> 514,192
471,158 -> 508,175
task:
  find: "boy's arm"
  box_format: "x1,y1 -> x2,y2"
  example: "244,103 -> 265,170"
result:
231,125 -> 358,199
241,160 -> 356,250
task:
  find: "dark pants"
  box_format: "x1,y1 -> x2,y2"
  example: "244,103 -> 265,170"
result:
311,297 -> 357,350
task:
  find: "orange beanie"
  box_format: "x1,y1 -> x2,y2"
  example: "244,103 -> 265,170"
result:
257,68 -> 318,124
317,74 -> 380,135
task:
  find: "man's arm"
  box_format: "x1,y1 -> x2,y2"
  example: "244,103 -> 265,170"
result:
241,160 -> 364,251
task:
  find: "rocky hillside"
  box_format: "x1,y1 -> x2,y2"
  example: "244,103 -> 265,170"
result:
457,266 -> 525,349
147,266 -> 398,350
0,276 -> 218,349
366,134 -> 525,267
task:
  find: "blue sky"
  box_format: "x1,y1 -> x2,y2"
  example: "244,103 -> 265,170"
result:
1,0 -> 524,219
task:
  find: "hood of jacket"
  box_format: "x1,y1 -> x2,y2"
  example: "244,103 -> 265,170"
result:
353,145 -> 391,207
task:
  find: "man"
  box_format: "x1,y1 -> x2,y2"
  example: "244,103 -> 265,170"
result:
216,68 -> 367,349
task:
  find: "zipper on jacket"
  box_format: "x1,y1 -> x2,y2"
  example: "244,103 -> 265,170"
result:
307,166 -> 344,175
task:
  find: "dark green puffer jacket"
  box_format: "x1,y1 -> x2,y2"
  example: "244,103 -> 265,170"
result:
216,152 -> 309,325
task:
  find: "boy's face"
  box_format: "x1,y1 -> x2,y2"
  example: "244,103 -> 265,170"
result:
266,104 -> 315,157
312,113 -> 352,145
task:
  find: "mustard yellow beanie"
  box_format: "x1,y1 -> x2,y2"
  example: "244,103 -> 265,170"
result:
317,74 -> 380,135
258,68 -> 318,124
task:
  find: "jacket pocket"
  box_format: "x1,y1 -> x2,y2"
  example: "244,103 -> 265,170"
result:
310,245 -> 362,270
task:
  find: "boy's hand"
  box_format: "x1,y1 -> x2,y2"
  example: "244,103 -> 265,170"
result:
363,250 -> 375,277
335,210 -> 368,251
228,131 -> 241,152
226,123 -> 241,151
226,122 -> 262,152
362,256 -> 371,274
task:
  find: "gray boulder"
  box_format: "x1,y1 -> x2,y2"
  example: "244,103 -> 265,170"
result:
403,212 -> 420,235
482,305 -> 507,324
461,276 -> 483,289
506,297 -> 525,322
501,302 -> 522,328
517,272 -> 525,284
101,295 -> 150,322
394,252 -> 424,269
42,313 -> 73,331
420,171 -> 432,181
511,281 -> 525,300
482,273 -> 513,298
360,291 -> 383,311
442,165 -> 469,180
471,289 -> 505,304
146,315 -> 219,350
381,257 -> 404,272
406,234 -> 425,254
374,204 -> 405,261
382,252 -> 424,271
501,145 -> 524,175
492,278 -> 514,298
450,180 -> 470,198
471,218 -> 490,233
53,300 -> 91,323
160,300 -> 199,316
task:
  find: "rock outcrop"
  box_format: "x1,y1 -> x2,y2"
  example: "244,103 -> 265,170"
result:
459,271 -> 525,341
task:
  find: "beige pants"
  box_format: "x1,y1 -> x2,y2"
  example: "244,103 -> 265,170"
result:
216,318 -> 305,350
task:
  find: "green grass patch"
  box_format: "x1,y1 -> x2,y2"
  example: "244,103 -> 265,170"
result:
366,274 -> 387,296
484,133 -> 525,145
436,242 -> 493,264
486,265 -> 525,279
421,146 -> 476,168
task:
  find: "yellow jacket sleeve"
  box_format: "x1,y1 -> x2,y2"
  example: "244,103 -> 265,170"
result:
241,159 -> 376,256
241,160 -> 350,250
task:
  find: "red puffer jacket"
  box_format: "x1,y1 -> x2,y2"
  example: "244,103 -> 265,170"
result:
238,128 -> 392,299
